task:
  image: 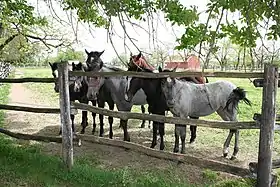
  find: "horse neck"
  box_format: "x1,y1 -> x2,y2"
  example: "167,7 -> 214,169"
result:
102,68 -> 124,92
142,79 -> 166,107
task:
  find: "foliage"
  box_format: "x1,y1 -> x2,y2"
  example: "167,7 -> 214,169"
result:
176,0 -> 280,57
110,53 -> 129,66
47,48 -> 85,63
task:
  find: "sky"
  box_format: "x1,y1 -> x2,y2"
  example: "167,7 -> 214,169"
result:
30,0 -> 279,63
31,0 -> 208,62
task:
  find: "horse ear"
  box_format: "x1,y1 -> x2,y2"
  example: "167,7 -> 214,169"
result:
48,62 -> 53,67
85,49 -> 89,55
172,66 -> 177,72
98,50 -> 105,57
136,52 -> 141,60
158,66 -> 163,72
130,52 -> 133,57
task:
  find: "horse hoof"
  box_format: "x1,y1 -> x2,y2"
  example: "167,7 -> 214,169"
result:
80,130 -> 85,134
230,156 -> 237,160
181,150 -> 186,154
109,133 -> 113,139
92,131 -> 95,135
223,153 -> 228,158
160,146 -> 165,150
173,148 -> 179,153
150,144 -> 156,149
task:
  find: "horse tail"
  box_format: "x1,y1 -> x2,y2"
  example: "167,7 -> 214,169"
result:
205,77 -> 209,83
225,87 -> 252,111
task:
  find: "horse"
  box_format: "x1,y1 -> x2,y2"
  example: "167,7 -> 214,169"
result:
160,67 -> 252,159
85,49 -> 149,129
48,61 -> 110,136
127,53 -> 209,144
71,62 -> 115,138
85,63 -> 148,142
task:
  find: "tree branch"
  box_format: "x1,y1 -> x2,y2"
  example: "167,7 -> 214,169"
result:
0,34 -> 19,51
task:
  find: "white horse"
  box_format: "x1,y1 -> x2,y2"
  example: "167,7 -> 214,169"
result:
160,67 -> 252,160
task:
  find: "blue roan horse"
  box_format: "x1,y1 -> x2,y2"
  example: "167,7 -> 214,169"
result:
125,67 -> 251,160
160,67 -> 252,160
85,63 -> 148,142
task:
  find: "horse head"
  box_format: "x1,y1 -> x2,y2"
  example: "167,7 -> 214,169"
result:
72,62 -> 87,92
48,62 -> 59,93
160,66 -> 177,108
124,67 -> 155,102
85,49 -> 104,71
128,52 -> 155,71
86,62 -> 105,100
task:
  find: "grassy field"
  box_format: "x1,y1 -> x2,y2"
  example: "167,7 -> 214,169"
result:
0,67 -> 278,186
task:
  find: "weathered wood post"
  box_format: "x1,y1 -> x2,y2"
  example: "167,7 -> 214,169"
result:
58,61 -> 73,170
257,63 -> 278,187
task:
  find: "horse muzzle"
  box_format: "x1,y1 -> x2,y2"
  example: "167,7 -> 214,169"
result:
124,92 -> 132,102
166,100 -> 175,108
87,92 -> 98,100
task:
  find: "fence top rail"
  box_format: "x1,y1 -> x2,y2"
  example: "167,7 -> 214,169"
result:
69,70 -> 265,78
0,77 -> 55,83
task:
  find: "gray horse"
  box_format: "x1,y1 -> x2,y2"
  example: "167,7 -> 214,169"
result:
86,63 -> 148,141
160,67 -> 252,160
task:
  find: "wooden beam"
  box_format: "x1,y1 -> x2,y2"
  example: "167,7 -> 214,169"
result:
0,127 -> 65,143
0,77 -> 55,83
0,127 -> 250,177
69,70 -> 265,78
58,61 -> 73,170
76,134 -> 250,177
72,102 -> 258,129
253,78 -> 280,88
257,64 -> 278,187
0,104 -> 60,113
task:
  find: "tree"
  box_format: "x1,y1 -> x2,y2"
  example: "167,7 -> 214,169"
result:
47,48 -> 85,64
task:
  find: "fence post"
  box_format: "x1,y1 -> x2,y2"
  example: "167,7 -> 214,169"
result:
58,61 -> 73,170
257,63 -> 278,187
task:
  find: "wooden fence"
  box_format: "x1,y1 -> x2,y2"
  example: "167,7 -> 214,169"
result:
0,62 -> 278,187
0,62 -> 12,82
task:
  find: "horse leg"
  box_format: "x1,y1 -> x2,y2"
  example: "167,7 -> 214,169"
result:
180,125 -> 187,154
217,107 -> 238,158
189,116 -> 198,144
91,100 -> 97,135
140,105 -> 146,128
97,99 -> 105,137
150,122 -> 158,148
159,123 -> 165,150
108,102 -> 114,139
71,114 -> 75,133
173,124 -> 180,153
59,114 -> 75,135
223,130 -> 234,157
230,130 -> 239,160
121,119 -> 130,141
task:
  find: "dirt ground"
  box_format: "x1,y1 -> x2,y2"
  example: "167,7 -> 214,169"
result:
4,70 -> 242,185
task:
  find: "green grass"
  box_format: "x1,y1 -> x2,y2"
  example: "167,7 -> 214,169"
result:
2,67 -> 267,186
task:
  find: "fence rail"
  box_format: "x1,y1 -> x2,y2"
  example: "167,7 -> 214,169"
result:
0,77 -> 55,83
72,102 -> 261,130
69,70 -> 266,78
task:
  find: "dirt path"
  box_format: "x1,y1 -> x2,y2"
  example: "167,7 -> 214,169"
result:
5,70 -> 60,135
3,69 -> 241,185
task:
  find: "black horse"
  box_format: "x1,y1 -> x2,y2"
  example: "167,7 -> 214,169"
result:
72,62 -> 115,138
124,66 -> 209,152
48,62 -> 114,137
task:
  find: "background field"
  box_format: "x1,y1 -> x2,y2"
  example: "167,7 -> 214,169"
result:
0,67 -> 279,186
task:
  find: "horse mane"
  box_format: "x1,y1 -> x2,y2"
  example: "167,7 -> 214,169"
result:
103,64 -> 125,72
